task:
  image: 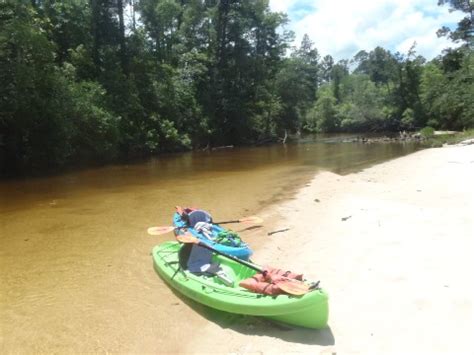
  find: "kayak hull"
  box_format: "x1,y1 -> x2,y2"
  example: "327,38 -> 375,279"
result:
153,241 -> 329,329
172,212 -> 253,260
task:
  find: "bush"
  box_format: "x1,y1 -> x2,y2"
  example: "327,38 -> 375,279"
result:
420,126 -> 435,138
401,108 -> 415,129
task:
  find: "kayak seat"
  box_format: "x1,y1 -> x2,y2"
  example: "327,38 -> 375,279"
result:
179,243 -> 216,273
178,244 -> 233,286
178,244 -> 193,270
187,210 -> 212,228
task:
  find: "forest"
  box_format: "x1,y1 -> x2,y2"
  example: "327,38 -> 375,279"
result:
1,0 -> 473,174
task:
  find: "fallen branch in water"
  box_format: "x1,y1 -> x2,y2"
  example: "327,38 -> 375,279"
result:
211,145 -> 234,151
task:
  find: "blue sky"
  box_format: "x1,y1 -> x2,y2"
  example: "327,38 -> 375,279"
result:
269,0 -> 465,61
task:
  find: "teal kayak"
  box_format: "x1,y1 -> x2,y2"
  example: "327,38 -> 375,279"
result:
153,241 -> 329,329
173,210 -> 253,260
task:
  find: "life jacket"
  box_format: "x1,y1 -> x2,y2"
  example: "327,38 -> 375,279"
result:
239,266 -> 303,295
176,206 -> 195,226
239,276 -> 283,295
176,206 -> 213,228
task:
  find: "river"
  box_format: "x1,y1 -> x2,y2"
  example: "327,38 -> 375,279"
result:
0,136 -> 421,353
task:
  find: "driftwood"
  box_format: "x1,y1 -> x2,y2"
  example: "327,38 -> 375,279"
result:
273,129 -> 288,144
201,144 -> 234,151
211,145 -> 234,151
267,228 -> 290,236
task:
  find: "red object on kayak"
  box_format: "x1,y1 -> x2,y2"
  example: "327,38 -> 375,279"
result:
239,266 -> 305,295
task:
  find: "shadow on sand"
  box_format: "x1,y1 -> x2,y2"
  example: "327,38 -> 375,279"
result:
167,286 -> 335,346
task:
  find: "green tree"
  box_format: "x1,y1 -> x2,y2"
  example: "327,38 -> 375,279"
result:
305,85 -> 338,132
320,55 -> 334,84
0,2 -> 73,172
331,60 -> 349,103
275,34 -> 320,133
437,0 -> 473,48
0,2 -> 120,173
421,50 -> 474,129
338,74 -> 389,131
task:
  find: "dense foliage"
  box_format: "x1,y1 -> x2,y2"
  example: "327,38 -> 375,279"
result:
0,0 -> 473,174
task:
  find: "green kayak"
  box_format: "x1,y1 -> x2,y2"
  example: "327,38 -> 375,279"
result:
152,241 -> 329,329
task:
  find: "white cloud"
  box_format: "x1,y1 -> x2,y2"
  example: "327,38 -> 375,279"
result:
270,0 -> 464,60
270,0 -> 297,14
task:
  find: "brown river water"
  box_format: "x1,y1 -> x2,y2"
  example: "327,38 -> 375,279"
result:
0,137 -> 421,353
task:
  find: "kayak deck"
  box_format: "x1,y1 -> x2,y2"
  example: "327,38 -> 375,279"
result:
153,241 -> 329,329
172,212 -> 253,260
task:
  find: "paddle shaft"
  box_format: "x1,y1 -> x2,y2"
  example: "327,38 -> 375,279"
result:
213,220 -> 240,225
194,241 -> 264,274
148,214 -> 260,235
213,216 -> 262,225
193,240 -> 313,295
176,234 -> 311,295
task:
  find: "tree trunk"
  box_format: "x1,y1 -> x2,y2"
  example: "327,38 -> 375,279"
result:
216,0 -> 229,69
90,0 -> 100,72
117,0 -> 128,75
131,0 -> 136,32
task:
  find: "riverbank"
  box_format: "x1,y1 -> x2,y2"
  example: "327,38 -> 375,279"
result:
183,143 -> 473,354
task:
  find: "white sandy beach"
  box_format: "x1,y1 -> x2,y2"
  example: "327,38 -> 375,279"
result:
182,144 -> 474,354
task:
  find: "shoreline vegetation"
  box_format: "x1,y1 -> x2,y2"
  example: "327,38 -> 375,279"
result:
1,128 -> 473,179
1,1 -> 473,176
341,129 -> 474,147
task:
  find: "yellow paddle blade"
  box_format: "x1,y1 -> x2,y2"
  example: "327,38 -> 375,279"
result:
176,233 -> 200,244
276,280 -> 310,296
147,226 -> 175,236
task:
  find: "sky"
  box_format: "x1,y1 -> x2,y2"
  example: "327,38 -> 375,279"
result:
269,0 -> 465,61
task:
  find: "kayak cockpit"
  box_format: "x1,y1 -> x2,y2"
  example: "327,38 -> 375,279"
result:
153,241 -> 329,329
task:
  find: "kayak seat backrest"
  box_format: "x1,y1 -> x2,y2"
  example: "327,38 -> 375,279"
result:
178,243 -> 193,270
187,210 -> 212,228
177,244 -> 232,285
187,245 -> 213,273
178,244 -> 214,273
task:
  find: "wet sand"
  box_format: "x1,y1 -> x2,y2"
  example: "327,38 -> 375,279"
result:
183,144 -> 474,354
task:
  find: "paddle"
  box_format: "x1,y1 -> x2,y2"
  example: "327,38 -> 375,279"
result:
147,215 -> 263,236
213,216 -> 263,225
147,226 -> 180,236
176,233 -> 310,296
